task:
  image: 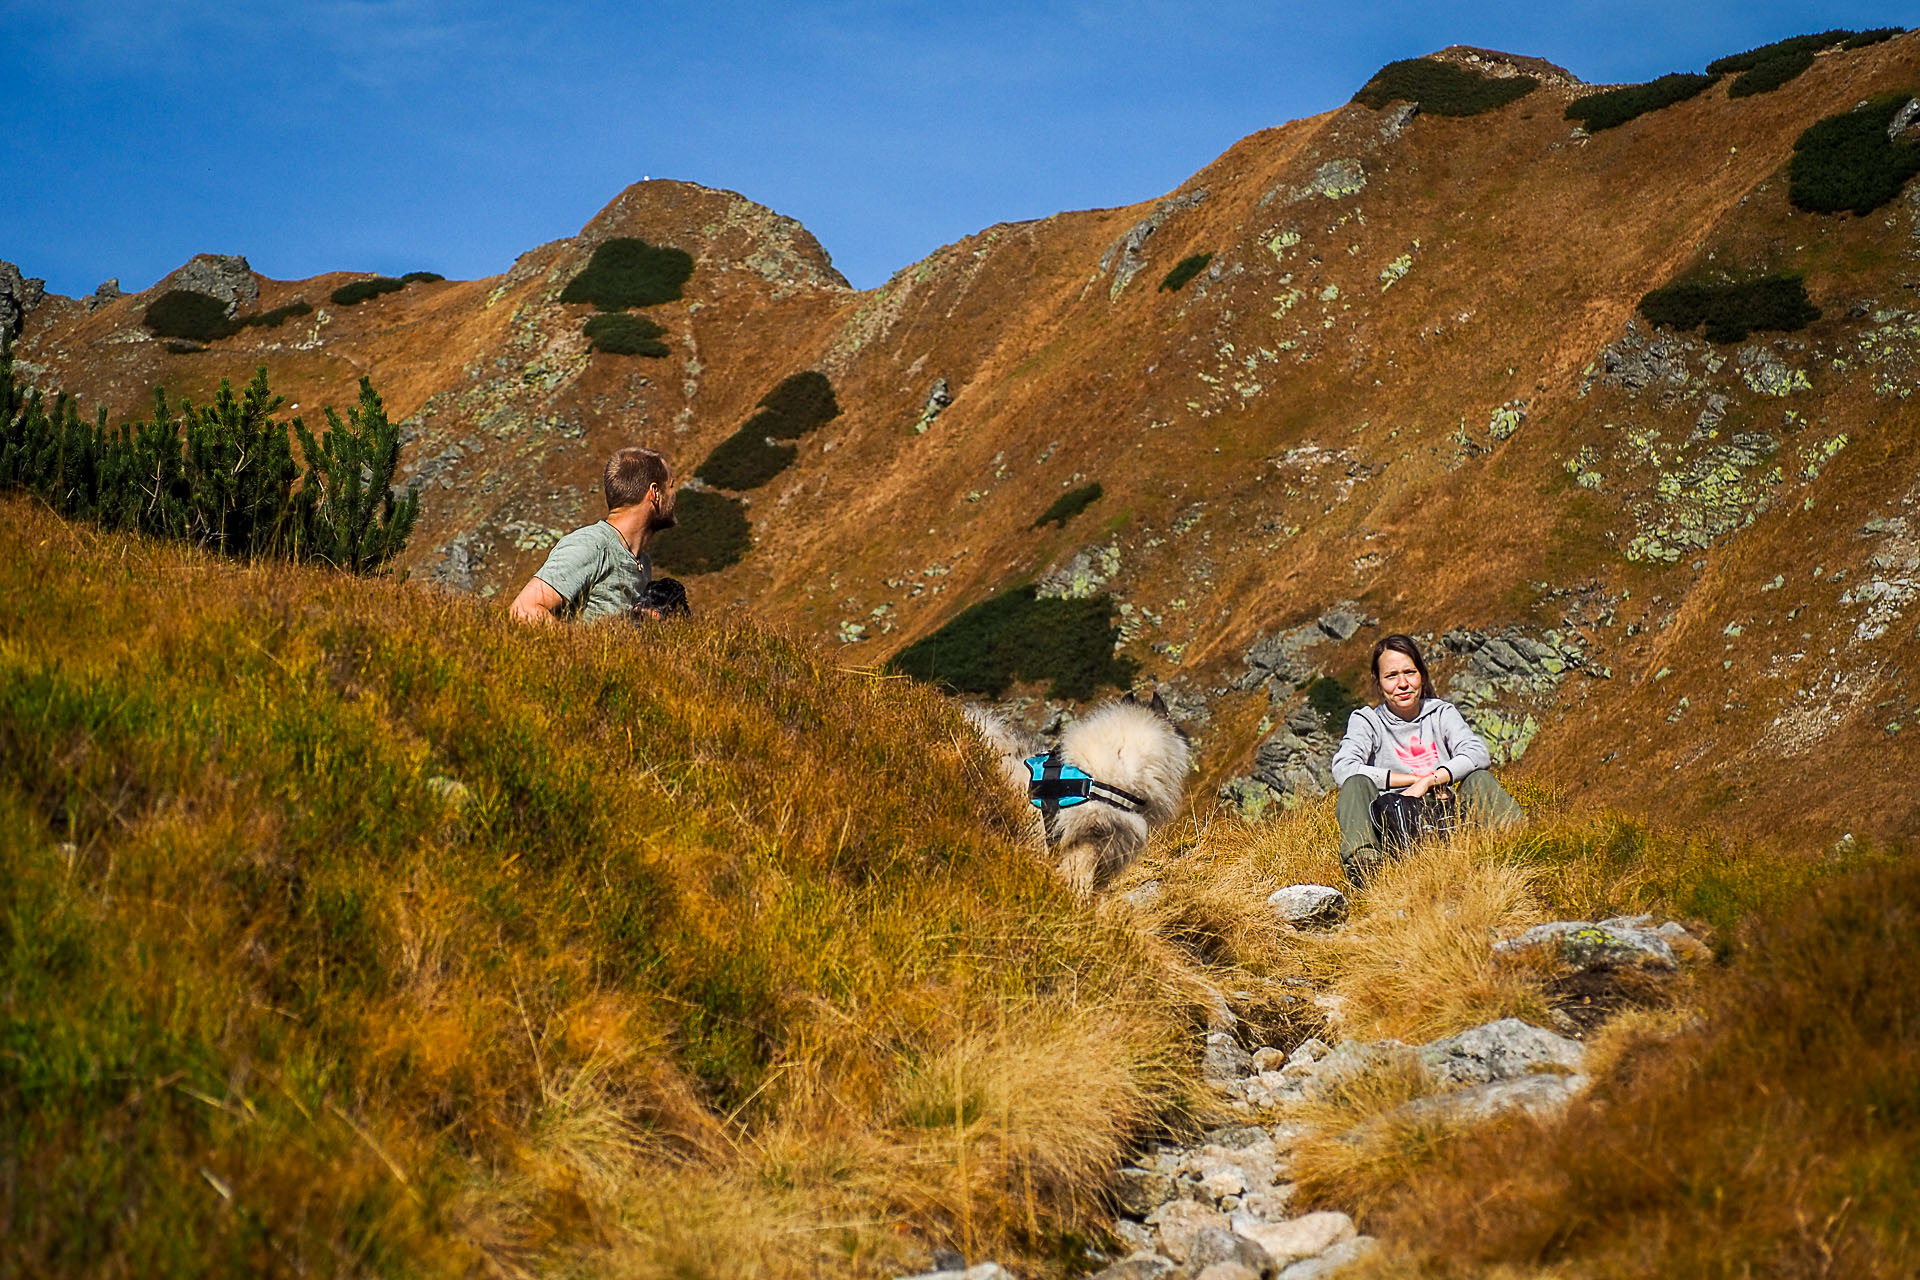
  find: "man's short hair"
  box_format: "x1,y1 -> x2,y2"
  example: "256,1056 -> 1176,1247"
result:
605,447 -> 670,510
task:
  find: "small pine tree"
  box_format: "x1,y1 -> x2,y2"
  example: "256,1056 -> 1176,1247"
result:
291,377 -> 421,573
181,372 -> 301,557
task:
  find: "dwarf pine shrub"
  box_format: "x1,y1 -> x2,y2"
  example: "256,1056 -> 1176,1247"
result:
142,289 -> 239,342
1307,674 -> 1363,736
329,276 -> 406,306
1707,29 -> 1856,73
0,353 -> 417,571
1353,57 -> 1540,116
695,430 -> 796,490
1728,48 -> 1817,97
888,585 -> 1136,700
398,270 -> 445,284
1789,92 -> 1920,214
1032,482 -> 1103,529
1639,273 -> 1821,343
1159,253 -> 1214,292
1841,27 -> 1903,49
240,300 -> 314,330
1566,73 -> 1719,131
648,486 -> 752,575
582,312 -> 669,356
559,237 -> 694,310
754,369 -> 840,438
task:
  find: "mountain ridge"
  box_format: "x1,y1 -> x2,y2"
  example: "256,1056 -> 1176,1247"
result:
9,35 -> 1920,848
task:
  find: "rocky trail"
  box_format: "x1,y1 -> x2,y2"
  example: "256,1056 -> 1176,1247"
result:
900,887 -> 1709,1280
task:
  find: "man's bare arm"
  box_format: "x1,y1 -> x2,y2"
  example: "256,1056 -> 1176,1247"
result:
509,576 -> 566,624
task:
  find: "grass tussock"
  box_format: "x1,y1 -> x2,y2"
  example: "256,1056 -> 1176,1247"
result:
0,498 -> 1190,1278
1362,854 -> 1920,1277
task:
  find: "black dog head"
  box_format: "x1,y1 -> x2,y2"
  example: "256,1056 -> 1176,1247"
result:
633,576 -> 691,621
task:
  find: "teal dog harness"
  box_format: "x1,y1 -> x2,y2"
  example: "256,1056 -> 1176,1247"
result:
1025,752 -> 1149,842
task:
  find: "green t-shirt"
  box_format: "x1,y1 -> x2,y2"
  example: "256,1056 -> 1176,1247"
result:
533,521 -> 651,622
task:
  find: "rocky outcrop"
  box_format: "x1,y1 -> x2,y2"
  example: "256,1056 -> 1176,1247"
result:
1267,885 -> 1348,929
156,254 -> 259,316
85,279 -> 123,311
0,261 -> 47,343
1097,189 -> 1209,299
1495,916 -> 1701,971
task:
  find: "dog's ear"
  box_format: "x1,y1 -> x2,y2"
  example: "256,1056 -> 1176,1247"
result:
1121,690 -> 1139,706
1149,691 -> 1170,717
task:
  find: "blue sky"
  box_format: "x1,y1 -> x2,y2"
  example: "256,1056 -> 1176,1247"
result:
1,2 -> 1908,296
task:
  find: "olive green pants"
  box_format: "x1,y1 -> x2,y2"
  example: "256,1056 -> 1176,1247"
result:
1336,770 -> 1525,886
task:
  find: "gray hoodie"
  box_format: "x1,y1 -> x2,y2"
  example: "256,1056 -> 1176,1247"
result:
1330,698 -> 1491,792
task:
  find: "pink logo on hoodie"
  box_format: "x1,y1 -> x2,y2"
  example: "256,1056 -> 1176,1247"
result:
1397,735 -> 1439,773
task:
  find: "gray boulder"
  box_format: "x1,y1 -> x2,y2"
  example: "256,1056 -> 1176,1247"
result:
1188,1226 -> 1272,1276
1238,1211 -> 1356,1265
86,278 -> 124,310
1396,1072 -> 1586,1125
1204,1032 -> 1253,1083
894,1265 -> 1018,1280
1275,1236 -> 1377,1279
1267,885 -> 1348,929
1113,1167 -> 1176,1217
0,261 -> 47,343
1415,1018 -> 1585,1088
1089,1260 -> 1174,1280
1494,921 -> 1678,971
156,253 -> 259,315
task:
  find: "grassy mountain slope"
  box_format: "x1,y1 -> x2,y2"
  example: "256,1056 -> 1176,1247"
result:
0,498 -> 1188,1276
11,37 -> 1920,849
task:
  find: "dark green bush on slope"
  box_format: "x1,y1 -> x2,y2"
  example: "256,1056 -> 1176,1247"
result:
888,585 -> 1135,700
1032,482 -> 1103,529
647,486 -> 751,575
559,237 -> 694,310
1640,273 -> 1821,343
1789,93 -> 1920,215
1728,49 -> 1817,98
143,290 -> 238,342
1566,73 -> 1719,132
1353,57 -> 1540,116
330,276 -> 406,306
583,312 -> 669,356
754,370 -> 840,438
1307,675 -> 1363,737
1707,29 -> 1856,74
1841,28 -> 1903,50
695,430 -> 796,491
241,300 -> 314,329
1159,253 -> 1213,292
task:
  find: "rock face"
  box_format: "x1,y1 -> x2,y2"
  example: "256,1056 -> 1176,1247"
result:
1267,885 -> 1348,929
1098,188 -> 1209,299
156,254 -> 259,316
86,278 -> 123,311
0,261 -> 47,343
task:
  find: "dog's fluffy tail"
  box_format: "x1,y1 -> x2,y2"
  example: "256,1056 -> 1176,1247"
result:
1055,699 -> 1192,825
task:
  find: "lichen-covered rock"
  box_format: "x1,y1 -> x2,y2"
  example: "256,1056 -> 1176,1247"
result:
1288,159 -> 1367,203
1035,543 -> 1120,600
1088,1259 -> 1173,1280
1267,885 -> 1348,929
1495,921 -> 1679,971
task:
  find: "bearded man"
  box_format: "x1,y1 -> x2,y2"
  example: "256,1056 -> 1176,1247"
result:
509,447 -> 676,624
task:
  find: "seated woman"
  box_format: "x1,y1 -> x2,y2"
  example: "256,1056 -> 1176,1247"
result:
1329,633 -> 1525,885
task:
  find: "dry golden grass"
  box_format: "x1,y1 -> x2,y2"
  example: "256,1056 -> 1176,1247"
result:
0,498 -> 1187,1278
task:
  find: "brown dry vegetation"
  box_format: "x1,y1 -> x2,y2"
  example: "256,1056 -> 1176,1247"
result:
0,497 -> 1197,1277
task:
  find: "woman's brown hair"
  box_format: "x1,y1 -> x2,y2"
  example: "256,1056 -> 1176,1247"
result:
1370,633 -> 1433,701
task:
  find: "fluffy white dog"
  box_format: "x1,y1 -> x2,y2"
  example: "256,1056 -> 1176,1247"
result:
965,693 -> 1191,896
